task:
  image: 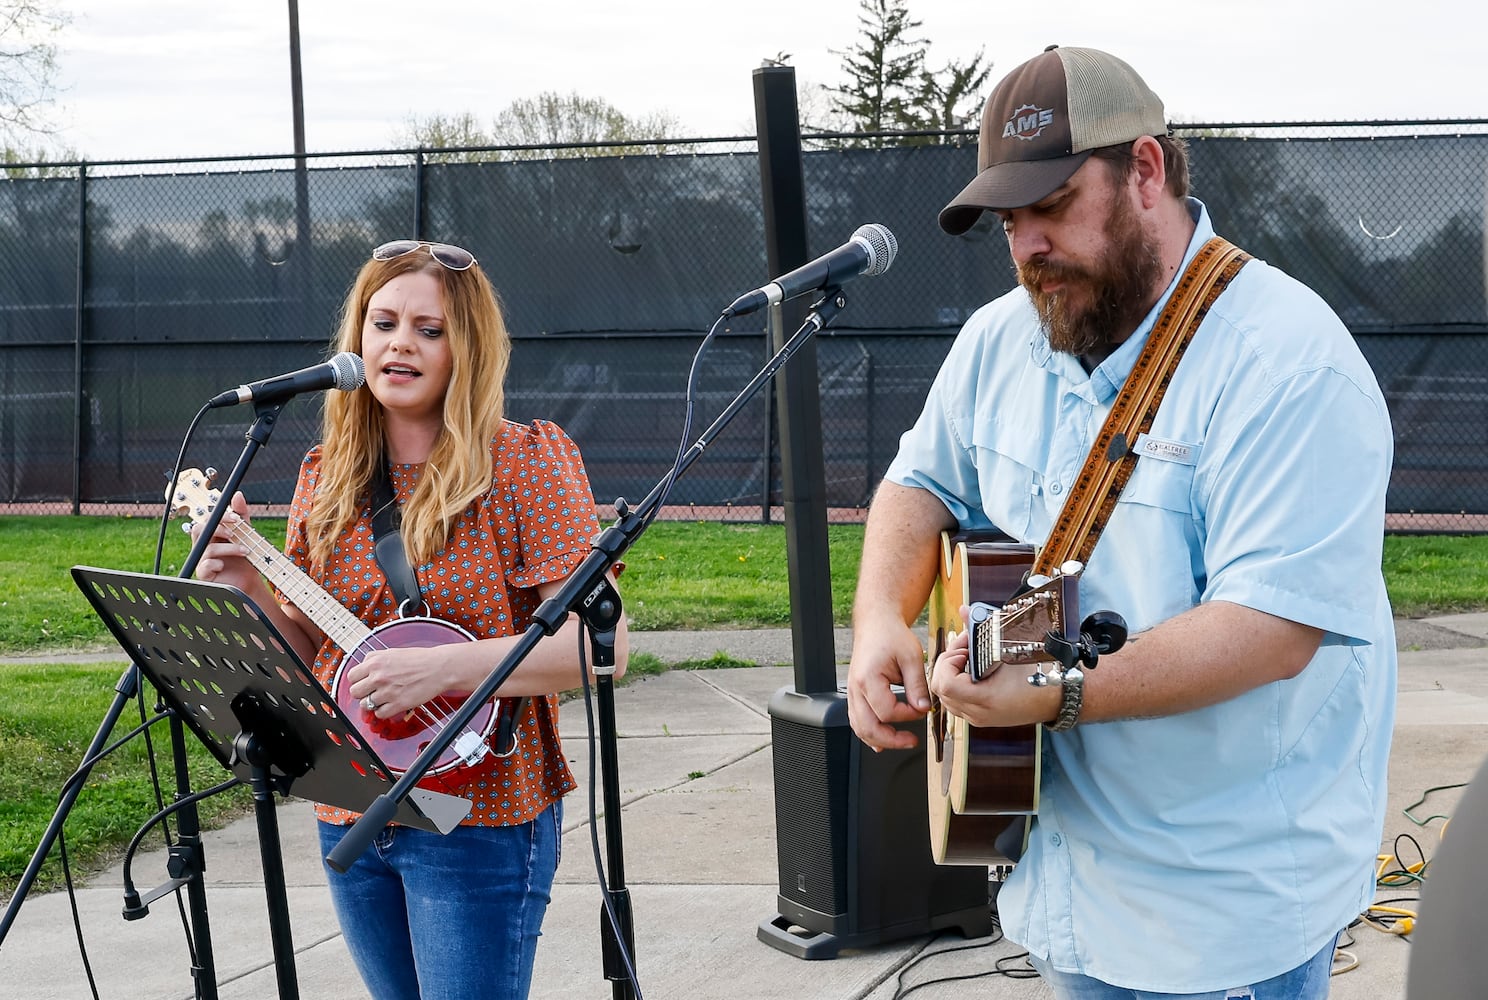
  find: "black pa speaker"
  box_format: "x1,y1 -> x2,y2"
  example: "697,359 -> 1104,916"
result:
1408,752 -> 1488,997
757,686 -> 993,959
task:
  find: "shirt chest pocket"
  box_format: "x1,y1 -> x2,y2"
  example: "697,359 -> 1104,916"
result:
1104,450 -> 1206,616
1118,450 -> 1199,516
966,420 -> 1041,539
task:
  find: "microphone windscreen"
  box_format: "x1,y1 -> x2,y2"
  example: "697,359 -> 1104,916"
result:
330,352 -> 366,391
852,224 -> 899,276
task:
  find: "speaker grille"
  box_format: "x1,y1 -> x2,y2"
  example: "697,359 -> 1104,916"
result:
770,716 -> 850,915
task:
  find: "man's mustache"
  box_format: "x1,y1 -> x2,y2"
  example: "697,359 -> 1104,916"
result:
1018,258 -> 1091,291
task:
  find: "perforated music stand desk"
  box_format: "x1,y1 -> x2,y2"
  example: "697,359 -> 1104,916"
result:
71,566 -> 471,998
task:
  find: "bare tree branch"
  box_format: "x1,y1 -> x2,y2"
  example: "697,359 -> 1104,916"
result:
395,93 -> 686,161
0,1 -> 69,141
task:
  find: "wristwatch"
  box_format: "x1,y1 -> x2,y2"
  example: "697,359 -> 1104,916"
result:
1047,666 -> 1085,732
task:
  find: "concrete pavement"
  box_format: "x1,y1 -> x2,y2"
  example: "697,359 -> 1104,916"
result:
2,617 -> 1488,999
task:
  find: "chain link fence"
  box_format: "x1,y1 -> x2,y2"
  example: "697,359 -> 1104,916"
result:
1,121 -> 1485,530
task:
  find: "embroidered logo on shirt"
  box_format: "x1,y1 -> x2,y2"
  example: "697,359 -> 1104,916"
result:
1133,434 -> 1197,465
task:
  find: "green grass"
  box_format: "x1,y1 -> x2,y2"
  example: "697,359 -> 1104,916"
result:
0,514 -> 864,897
0,515 -> 197,651
619,520 -> 863,629
2,514 -> 1486,898
3,515 -> 1484,654
0,662 -> 253,898
0,515 -> 863,652
1382,534 -> 1488,616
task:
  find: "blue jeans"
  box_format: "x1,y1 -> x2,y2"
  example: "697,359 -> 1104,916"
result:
317,801 -> 561,1000
1028,932 -> 1339,1000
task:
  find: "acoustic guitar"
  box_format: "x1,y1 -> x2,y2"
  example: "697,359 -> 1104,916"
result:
925,531 -> 1080,866
169,468 -> 512,779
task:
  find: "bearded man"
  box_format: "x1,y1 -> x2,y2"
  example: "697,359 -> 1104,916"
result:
845,46 -> 1396,1000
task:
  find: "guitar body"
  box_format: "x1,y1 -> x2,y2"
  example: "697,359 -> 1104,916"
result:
926,531 -> 1079,867
330,616 -> 500,778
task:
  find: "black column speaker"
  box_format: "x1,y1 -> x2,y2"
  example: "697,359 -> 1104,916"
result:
757,687 -> 993,959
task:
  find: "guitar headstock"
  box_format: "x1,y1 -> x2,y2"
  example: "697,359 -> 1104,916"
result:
966,561 -> 1082,679
167,467 -> 222,533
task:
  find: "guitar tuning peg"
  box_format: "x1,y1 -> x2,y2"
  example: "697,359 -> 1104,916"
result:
1060,560 -> 1084,577
1081,610 -> 1129,655
1026,573 -> 1051,589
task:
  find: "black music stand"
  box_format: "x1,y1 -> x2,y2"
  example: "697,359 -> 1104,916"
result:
71,566 -> 471,1000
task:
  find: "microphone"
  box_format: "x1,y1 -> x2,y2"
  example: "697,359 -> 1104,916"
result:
724,223 -> 898,317
207,352 -> 366,409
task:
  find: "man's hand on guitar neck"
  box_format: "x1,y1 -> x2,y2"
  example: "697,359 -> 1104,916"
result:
930,620 -> 1062,730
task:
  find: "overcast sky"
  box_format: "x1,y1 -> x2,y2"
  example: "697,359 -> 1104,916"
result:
47,0 -> 1486,162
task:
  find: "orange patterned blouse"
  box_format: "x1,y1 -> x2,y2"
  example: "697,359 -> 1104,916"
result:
283,418 -> 599,827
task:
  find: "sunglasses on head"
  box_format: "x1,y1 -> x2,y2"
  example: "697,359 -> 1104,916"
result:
371,240 -> 477,271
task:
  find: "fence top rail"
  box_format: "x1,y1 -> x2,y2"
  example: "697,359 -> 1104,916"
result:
1,118 -> 1485,174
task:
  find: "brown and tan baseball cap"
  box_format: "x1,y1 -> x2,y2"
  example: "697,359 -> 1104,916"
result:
938,45 -> 1168,235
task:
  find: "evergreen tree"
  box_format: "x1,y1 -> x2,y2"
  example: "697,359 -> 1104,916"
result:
828,0 -> 928,142
915,48 -> 993,138
828,1 -> 992,143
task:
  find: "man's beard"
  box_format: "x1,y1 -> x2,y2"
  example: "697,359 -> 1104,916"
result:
1017,193 -> 1163,357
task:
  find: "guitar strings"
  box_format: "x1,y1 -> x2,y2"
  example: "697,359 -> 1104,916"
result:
969,599 -> 1053,677
352,626 -> 494,769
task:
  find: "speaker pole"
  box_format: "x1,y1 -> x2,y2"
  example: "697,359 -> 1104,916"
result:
751,65 -> 993,960
752,64 -> 838,696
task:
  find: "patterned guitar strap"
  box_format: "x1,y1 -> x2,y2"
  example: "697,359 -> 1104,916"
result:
369,457 -> 525,756
1032,236 -> 1252,578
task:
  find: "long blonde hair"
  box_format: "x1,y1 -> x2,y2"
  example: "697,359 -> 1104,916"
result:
305,247 -> 511,569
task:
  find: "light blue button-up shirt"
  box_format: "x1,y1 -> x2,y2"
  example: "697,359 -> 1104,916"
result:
888,200 -> 1396,991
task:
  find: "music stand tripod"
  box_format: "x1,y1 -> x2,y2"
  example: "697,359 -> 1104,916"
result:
70,566 -> 471,1000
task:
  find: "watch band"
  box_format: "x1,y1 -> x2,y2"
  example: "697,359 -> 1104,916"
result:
1048,666 -> 1085,732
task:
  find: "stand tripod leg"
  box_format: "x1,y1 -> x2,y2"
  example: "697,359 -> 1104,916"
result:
596,675 -> 637,1000
167,713 -> 221,999
237,737 -> 299,1000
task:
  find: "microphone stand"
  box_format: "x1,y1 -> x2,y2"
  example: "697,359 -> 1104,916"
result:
0,399 -> 289,999
325,288 -> 850,995
160,400 -> 294,996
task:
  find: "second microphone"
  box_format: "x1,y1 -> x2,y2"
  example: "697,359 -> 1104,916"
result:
724,224 -> 899,318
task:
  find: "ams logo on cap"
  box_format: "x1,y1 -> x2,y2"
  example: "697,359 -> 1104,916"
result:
1003,104 -> 1054,140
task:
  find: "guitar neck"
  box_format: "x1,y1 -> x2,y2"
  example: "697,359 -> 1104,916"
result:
224,520 -> 370,654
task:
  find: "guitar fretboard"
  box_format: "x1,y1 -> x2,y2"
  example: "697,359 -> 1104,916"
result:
222,519 -> 371,655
